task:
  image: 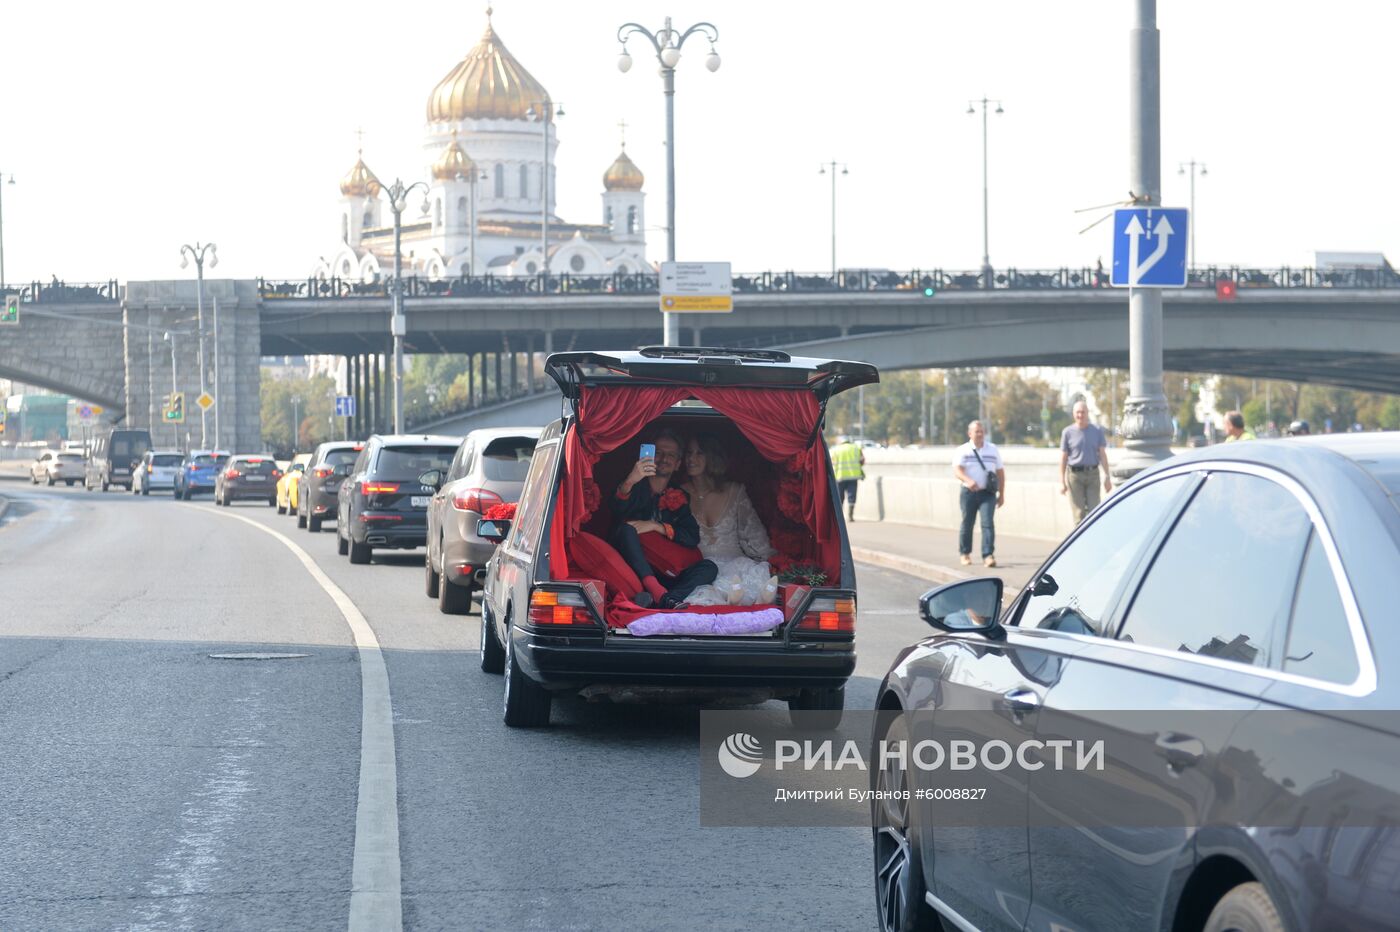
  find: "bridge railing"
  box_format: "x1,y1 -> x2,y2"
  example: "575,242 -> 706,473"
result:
257,267 -> 1400,301
0,280 -> 121,303
404,376 -> 556,430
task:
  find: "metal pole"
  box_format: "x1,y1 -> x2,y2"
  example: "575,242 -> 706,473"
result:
469,172 -> 478,277
663,67 -> 680,346
212,295 -> 220,451
195,260 -> 207,447
1115,0 -> 1173,479
0,174 -> 7,290
830,162 -> 837,277
392,200 -> 405,433
541,111 -> 550,279
146,320 -> 155,431
981,100 -> 991,286
944,381 -> 951,445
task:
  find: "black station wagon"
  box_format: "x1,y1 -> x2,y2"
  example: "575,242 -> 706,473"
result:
477,347 -> 879,727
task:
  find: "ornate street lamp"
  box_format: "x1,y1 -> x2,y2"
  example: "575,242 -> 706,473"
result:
966,97 -> 1004,288
1178,159 -> 1207,270
526,100 -> 565,280
377,178 -> 431,433
179,241 -> 218,447
819,161 -> 849,278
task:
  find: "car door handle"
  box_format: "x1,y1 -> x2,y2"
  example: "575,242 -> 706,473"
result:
1154,732 -> 1205,770
1000,687 -> 1041,713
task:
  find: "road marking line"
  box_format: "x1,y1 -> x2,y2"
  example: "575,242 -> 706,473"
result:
207,509 -> 402,932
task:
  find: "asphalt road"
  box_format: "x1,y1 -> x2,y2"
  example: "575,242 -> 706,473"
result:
0,481 -> 939,931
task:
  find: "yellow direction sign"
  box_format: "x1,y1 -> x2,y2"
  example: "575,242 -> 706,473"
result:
196,392 -> 215,411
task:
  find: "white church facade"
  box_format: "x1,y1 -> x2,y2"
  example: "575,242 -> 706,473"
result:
316,10 -> 648,282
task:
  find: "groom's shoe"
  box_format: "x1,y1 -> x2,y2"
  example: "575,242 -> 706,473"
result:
633,591 -> 655,608
659,592 -> 690,609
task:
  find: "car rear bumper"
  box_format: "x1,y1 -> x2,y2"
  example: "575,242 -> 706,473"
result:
356,515 -> 427,548
515,631 -> 856,691
441,537 -> 498,579
223,484 -> 276,499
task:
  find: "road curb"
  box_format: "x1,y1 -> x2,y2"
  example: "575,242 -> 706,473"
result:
850,545 -> 973,586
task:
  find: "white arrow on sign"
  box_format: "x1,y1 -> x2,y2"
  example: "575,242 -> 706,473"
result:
1125,212 -> 1176,286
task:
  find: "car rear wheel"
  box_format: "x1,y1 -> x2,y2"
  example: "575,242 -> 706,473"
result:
873,712 -> 939,932
267,496 -> 276,507
277,500 -> 286,514
425,555 -> 440,598
142,485 -> 149,496
480,604 -> 505,674
101,477 -> 109,492
349,538 -> 372,564
181,487 -> 191,501
307,514 -> 321,532
66,480 -> 75,486
789,686 -> 845,729
337,527 -> 349,555
502,629 -> 551,727
439,578 -> 471,615
298,509 -> 309,529
47,474 -> 56,486
1203,882 -> 1284,932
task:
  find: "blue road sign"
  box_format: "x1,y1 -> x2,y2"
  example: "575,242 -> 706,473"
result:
335,395 -> 356,418
1111,207 -> 1189,288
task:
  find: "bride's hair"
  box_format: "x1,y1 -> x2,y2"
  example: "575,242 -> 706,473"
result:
691,433 -> 728,481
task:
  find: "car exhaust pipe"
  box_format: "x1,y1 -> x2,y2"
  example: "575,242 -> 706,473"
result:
367,535 -> 388,545
473,568 -> 488,586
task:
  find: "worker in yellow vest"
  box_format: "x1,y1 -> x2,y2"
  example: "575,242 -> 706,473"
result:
829,435 -> 866,521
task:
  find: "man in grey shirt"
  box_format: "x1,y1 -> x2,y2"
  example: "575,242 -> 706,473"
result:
1059,400 -> 1112,525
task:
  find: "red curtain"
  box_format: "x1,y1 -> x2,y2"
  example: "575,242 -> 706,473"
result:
549,384 -> 839,582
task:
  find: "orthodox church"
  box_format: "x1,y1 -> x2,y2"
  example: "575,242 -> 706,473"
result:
317,9 -> 648,281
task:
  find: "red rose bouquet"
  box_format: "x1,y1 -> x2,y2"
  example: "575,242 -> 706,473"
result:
658,488 -> 689,512
483,502 -> 517,521
777,475 -> 804,523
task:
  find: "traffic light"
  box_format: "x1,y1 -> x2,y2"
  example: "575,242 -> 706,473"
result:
165,392 -> 185,423
0,294 -> 18,324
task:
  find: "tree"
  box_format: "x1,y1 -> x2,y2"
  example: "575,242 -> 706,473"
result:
261,373 -> 336,456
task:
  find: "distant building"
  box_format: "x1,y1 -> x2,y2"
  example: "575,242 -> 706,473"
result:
316,9 -> 648,282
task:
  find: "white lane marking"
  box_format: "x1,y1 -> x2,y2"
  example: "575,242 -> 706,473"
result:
207,509 -> 402,932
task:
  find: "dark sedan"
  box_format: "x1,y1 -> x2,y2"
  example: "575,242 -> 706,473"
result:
874,434 -> 1400,932
297,440 -> 364,532
335,435 -> 459,565
214,455 -> 281,506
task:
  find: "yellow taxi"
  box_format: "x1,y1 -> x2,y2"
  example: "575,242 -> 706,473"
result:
277,453 -> 313,515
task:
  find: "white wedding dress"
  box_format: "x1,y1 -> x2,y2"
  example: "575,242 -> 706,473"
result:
687,485 -> 779,606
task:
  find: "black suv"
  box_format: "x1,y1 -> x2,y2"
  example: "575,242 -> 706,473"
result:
298,440 -> 365,532
214,455 -> 282,506
335,435 -> 460,565
477,348 -> 877,727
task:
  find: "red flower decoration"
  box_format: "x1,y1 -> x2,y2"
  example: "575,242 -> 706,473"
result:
658,488 -> 689,512
483,502 -> 517,521
769,524 -> 810,560
777,474 -> 805,522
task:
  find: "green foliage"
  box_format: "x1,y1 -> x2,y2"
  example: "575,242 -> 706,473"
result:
261,373 -> 337,456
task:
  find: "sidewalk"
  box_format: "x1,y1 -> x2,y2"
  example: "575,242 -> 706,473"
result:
846,519 -> 1057,595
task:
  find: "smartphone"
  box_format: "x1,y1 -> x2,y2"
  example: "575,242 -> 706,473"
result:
639,443 -> 656,461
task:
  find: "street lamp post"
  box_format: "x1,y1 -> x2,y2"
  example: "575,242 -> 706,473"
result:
179,242 -> 217,448
378,178 -> 431,434
1178,159 -> 1206,270
526,101 -> 565,280
0,172 -> 13,290
455,164 -> 488,277
819,161 -> 848,278
616,15 -> 721,346
966,97 -> 1003,288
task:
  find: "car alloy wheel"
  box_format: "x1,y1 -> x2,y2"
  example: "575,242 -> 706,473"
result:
1203,882 -> 1285,932
873,712 -> 938,932
425,554 -> 441,599
502,628 -> 551,727
480,604 -> 505,674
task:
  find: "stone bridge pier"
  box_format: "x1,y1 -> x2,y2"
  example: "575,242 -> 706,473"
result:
123,280 -> 262,453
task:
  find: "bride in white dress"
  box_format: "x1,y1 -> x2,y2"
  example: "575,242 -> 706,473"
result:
679,434 -> 779,606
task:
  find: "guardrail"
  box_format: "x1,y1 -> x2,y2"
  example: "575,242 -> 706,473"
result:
258,266 -> 1400,301
0,280 -> 121,304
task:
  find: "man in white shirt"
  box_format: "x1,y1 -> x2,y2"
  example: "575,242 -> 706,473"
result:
951,420 -> 1005,567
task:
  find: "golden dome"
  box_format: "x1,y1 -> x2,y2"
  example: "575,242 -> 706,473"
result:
432,133 -> 475,181
603,147 -> 644,191
427,12 -> 550,122
340,152 -> 381,198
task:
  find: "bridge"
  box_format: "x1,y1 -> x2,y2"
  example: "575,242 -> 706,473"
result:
2,266 -> 1397,445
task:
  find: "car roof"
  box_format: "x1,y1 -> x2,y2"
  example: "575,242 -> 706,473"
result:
370,434 -> 462,446
465,426 -> 544,441
544,347 -> 879,401
188,449 -> 230,457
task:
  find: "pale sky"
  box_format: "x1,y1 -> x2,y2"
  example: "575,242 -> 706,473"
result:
1,0 -> 1395,284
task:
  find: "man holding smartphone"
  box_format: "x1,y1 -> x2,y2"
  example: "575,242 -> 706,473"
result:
610,429 -> 717,607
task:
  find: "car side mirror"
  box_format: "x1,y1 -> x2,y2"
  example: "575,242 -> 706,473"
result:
919,578 -> 1005,639
418,468 -> 443,490
476,518 -> 510,543
1030,573 -> 1059,597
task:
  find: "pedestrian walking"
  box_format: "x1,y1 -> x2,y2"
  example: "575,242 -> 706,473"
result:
829,434 -> 865,521
1223,411 -> 1256,442
952,420 -> 1004,567
1059,400 -> 1112,525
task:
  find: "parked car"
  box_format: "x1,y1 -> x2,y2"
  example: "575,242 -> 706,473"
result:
132,450 -> 183,495
84,428 -> 153,492
173,450 -> 230,499
422,427 -> 541,614
477,347 -> 877,727
335,435 -> 460,564
873,433 -> 1400,932
214,455 -> 282,506
297,441 -> 364,531
277,453 -> 313,515
31,449 -> 84,486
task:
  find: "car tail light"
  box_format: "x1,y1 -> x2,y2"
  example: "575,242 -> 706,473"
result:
272,469 -> 283,478
225,469 -> 241,479
451,488 -> 504,513
795,596 -> 856,634
248,458 -> 263,464
359,514 -> 402,522
527,589 -> 597,628
447,562 -> 474,579
313,467 -> 333,478
361,481 -> 400,495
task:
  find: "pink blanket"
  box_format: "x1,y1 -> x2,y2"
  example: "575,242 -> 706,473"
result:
626,607 -> 785,637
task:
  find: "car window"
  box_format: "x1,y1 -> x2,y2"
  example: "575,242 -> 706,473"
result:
448,441 -> 473,482
510,440 -> 560,555
1282,532 -> 1360,684
111,439 -> 132,458
193,455 -> 218,467
58,453 -> 84,463
375,445 -> 457,475
1118,472 -> 1312,670
151,454 -> 180,467
237,459 -> 278,475
324,448 -> 360,468
480,436 -> 537,481
1017,475 -> 1189,636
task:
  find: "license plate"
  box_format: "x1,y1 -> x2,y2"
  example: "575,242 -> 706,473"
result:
244,476 -> 265,482
411,496 -> 430,508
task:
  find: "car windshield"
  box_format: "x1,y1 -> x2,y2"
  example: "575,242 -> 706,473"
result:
192,455 -> 222,468
152,454 -> 181,467
236,459 -> 279,474
480,436 -> 537,481
376,445 -> 457,475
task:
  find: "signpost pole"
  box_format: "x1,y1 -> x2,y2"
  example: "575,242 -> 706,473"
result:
1114,0 -> 1174,479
